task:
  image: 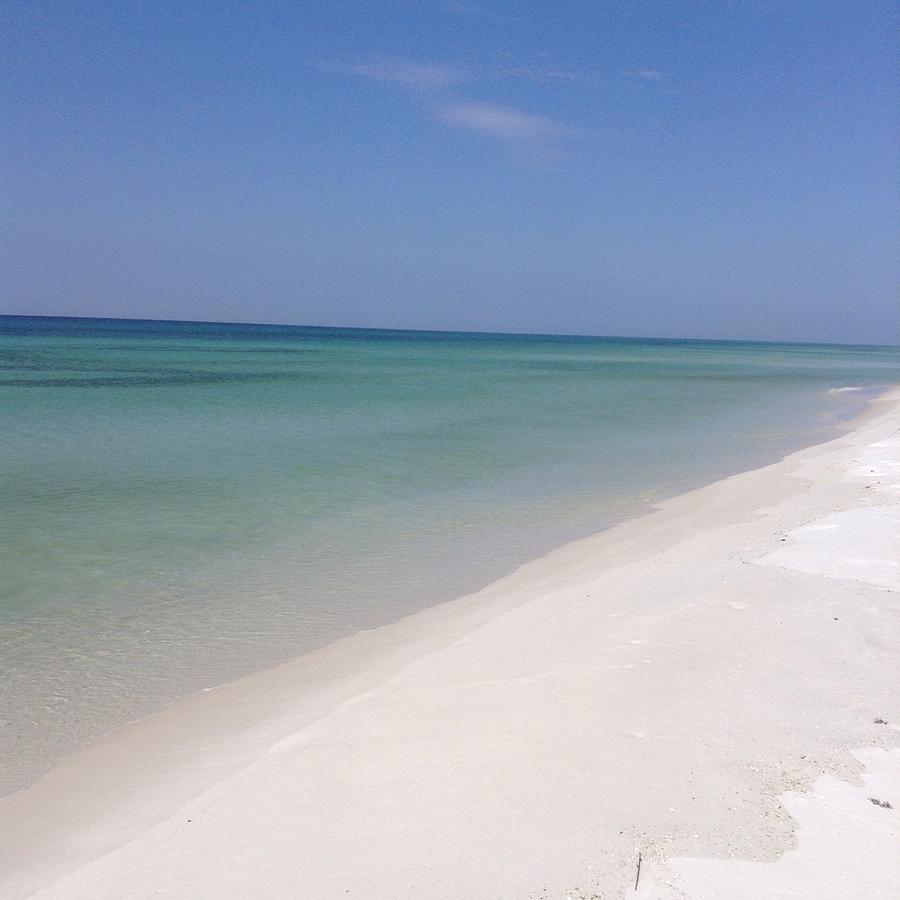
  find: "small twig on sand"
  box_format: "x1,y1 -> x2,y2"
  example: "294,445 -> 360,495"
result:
634,850 -> 642,891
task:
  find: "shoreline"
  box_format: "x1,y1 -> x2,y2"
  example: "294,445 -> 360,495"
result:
3,387 -> 899,898
0,383 -> 878,800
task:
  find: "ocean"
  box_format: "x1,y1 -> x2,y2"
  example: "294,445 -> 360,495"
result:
1,315 -> 897,794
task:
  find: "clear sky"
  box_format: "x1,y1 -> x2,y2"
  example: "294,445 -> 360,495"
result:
2,1 -> 897,343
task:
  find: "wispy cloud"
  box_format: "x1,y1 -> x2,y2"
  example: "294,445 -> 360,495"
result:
312,57 -> 468,91
498,66 -> 592,85
436,102 -> 564,141
317,55 -> 590,91
313,54 -> 578,160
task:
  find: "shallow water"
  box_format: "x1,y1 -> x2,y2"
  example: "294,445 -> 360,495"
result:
1,316 -> 897,793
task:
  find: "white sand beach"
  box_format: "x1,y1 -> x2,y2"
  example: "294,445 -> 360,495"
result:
2,390 -> 898,899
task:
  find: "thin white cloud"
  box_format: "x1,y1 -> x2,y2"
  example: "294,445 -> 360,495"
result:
632,69 -> 664,81
314,55 -> 594,93
313,55 -> 578,159
312,57 -> 468,91
499,66 -> 592,84
436,102 -> 564,141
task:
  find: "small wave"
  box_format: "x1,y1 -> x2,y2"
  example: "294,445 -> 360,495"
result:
827,386 -> 863,394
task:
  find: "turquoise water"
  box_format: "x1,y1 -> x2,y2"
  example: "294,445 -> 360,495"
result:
2,316 -> 898,793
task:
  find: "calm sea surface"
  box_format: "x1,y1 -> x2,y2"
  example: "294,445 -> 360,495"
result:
2,316 -> 898,793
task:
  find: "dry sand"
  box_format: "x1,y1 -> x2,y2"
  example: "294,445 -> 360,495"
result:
2,390 -> 898,899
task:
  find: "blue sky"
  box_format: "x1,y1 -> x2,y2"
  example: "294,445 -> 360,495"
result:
2,1 -> 897,343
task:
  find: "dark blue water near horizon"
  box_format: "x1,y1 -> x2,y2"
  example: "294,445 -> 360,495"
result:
3,312 -> 896,351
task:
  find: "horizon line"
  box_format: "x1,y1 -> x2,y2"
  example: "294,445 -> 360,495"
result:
1,312 -> 898,351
